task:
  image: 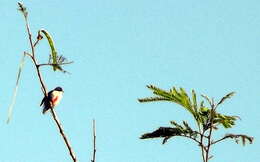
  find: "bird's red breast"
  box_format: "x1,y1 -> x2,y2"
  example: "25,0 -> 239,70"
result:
52,96 -> 59,104
50,90 -> 63,107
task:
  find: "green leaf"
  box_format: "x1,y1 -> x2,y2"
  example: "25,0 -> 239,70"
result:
139,85 -> 199,120
169,87 -> 182,102
200,107 -> 209,113
183,121 -> 192,132
179,88 -> 193,110
217,92 -> 235,106
40,29 -> 59,71
147,85 -> 172,100
201,94 -> 212,106
7,54 -> 26,123
138,97 -> 170,103
200,101 -> 204,108
214,113 -> 239,129
192,90 -> 197,112
170,121 -> 184,130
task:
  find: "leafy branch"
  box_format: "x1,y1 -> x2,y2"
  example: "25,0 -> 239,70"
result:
212,134 -> 253,146
138,85 -> 253,162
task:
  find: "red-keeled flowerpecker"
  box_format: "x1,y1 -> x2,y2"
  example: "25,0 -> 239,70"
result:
40,87 -> 64,114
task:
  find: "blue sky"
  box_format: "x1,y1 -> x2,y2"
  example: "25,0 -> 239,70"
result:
1,0 -> 260,162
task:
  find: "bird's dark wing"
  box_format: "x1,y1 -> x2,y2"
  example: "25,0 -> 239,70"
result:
40,96 -> 47,106
41,90 -> 54,114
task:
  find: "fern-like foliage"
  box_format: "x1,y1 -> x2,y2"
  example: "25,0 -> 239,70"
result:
138,85 -> 238,131
138,85 -> 196,118
225,134 -> 253,146
138,84 -> 253,161
217,92 -> 235,107
198,106 -> 239,130
48,54 -> 71,73
213,134 -> 253,146
140,121 -> 199,144
39,29 -> 72,73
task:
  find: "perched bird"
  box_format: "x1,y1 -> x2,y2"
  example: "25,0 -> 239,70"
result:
40,87 -> 64,114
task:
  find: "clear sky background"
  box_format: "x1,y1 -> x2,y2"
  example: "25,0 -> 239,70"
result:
1,0 -> 260,162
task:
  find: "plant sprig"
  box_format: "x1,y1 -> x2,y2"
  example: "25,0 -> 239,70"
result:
138,85 -> 253,162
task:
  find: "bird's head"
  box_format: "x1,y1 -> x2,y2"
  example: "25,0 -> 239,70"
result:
54,87 -> 64,92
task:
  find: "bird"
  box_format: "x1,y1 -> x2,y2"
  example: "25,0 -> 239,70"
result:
40,87 -> 64,114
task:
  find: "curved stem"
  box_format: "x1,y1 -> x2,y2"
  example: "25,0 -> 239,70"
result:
20,4 -> 77,161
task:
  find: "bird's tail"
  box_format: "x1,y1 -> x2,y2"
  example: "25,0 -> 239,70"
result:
42,106 -> 49,114
42,99 -> 51,114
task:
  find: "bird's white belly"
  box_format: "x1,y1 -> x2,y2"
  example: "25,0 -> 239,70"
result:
51,91 -> 63,107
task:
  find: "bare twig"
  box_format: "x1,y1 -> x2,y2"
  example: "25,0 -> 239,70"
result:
50,108 -> 77,162
179,135 -> 198,144
91,119 -> 96,162
38,61 -> 74,67
205,104 -> 216,162
211,136 -> 229,145
18,2 -> 77,162
21,4 -> 47,95
33,38 -> 41,47
200,130 -> 206,162
33,30 -> 43,47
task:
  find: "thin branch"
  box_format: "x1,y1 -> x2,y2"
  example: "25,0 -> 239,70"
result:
194,131 -> 208,139
22,5 -> 47,95
181,135 -> 200,145
180,134 -> 208,154
194,113 -> 206,162
38,61 -> 74,67
205,106 -> 215,162
24,14 -> 35,58
91,119 -> 96,162
33,38 -> 41,47
211,134 -> 253,145
211,136 -> 229,145
19,2 -> 77,162
24,52 -> 33,58
33,30 -> 43,47
200,130 -> 206,162
50,108 -> 77,162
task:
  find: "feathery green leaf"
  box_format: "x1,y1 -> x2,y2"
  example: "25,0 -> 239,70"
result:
223,134 -> 253,146
192,90 -> 198,112
217,92 -> 235,106
201,94 -> 212,106
138,97 -> 170,102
